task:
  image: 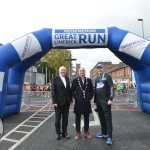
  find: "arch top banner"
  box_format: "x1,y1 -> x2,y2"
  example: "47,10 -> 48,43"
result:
52,29 -> 108,48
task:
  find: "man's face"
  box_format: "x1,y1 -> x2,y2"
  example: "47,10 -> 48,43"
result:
59,67 -> 66,76
79,68 -> 85,77
97,67 -> 104,75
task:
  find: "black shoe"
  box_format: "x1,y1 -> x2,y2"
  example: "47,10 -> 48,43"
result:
62,133 -> 70,139
56,134 -> 61,140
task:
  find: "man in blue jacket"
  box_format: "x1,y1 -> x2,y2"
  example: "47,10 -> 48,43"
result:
94,64 -> 114,145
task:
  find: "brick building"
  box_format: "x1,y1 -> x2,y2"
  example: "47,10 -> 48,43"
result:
90,61 -> 135,87
107,62 -> 132,86
90,61 -> 118,83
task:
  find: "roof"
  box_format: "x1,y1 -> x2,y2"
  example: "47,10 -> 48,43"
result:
107,63 -> 128,73
91,61 -> 112,71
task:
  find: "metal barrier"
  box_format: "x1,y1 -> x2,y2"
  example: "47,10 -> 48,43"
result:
21,91 -> 52,111
126,89 -> 138,108
113,89 -> 139,110
21,90 -> 139,111
21,91 -> 30,110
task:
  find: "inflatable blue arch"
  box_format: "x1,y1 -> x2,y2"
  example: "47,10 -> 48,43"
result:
0,27 -> 150,118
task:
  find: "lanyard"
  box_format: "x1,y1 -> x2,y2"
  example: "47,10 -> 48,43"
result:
99,73 -> 105,83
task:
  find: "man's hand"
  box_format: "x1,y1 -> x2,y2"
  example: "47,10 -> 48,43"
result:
53,104 -> 58,107
108,100 -> 113,105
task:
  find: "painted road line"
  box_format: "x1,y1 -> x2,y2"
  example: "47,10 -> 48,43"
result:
20,125 -> 37,127
34,114 -> 50,116
0,102 -> 53,149
32,116 -> 47,119
9,112 -> 54,150
2,138 -> 18,143
26,121 -> 41,123
14,131 -> 28,134
73,109 -> 100,132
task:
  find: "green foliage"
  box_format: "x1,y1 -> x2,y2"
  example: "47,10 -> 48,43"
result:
35,49 -> 71,79
43,49 -> 70,73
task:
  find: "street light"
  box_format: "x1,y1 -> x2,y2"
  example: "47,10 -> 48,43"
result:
64,53 -> 77,81
138,18 -> 144,38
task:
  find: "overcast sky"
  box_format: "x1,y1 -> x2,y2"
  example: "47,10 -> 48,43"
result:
0,0 -> 150,77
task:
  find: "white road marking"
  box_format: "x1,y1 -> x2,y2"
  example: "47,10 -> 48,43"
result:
9,112 -> 54,150
0,101 -> 55,150
34,114 -> 50,116
14,131 -> 28,134
21,125 -> 37,127
32,116 -> 47,118
2,138 -> 18,142
26,121 -> 41,123
73,109 -> 100,131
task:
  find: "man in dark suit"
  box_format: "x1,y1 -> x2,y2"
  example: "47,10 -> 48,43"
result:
71,67 -> 94,140
51,66 -> 72,140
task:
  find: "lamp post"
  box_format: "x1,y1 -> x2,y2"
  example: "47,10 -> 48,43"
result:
138,18 -> 144,38
29,67 -> 32,85
64,53 -> 77,81
46,65 -> 47,85
49,70 -> 51,83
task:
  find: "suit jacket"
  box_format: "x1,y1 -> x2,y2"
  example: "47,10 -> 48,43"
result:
51,75 -> 72,106
71,77 -> 94,114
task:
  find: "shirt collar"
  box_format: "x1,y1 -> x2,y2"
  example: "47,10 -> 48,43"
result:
59,74 -> 65,78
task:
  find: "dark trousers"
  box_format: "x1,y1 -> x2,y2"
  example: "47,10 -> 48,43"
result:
75,113 -> 90,133
97,101 -> 113,138
55,105 -> 70,134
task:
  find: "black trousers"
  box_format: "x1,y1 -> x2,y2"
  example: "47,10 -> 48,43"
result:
97,101 -> 113,138
55,105 -> 70,134
75,113 -> 90,133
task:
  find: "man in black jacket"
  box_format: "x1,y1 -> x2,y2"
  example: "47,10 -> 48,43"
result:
94,64 -> 114,145
51,66 -> 72,140
71,67 -> 94,140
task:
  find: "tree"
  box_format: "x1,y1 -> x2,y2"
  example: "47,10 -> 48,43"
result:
43,49 -> 70,73
35,49 -> 71,82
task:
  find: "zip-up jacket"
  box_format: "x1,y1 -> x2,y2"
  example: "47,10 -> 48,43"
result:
94,73 -> 114,103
